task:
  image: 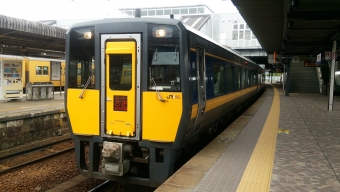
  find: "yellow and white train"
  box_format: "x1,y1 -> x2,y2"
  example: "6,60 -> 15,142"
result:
65,16 -> 265,187
0,54 -> 65,96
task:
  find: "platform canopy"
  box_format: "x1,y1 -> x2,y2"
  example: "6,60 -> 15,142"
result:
0,15 -> 66,59
231,0 -> 340,57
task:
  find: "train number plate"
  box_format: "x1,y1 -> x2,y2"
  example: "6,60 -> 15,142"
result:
114,96 -> 127,111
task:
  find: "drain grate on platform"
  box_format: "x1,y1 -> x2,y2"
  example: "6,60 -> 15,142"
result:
217,137 -> 233,143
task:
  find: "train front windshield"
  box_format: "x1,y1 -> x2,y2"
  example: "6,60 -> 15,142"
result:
148,24 -> 180,91
68,27 -> 95,89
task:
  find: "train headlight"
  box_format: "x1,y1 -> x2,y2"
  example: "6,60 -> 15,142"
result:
83,32 -> 92,39
155,29 -> 165,37
72,27 -> 94,40
152,26 -> 173,38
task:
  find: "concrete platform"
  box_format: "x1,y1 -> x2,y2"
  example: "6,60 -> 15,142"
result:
0,92 -> 64,120
156,84 -> 340,192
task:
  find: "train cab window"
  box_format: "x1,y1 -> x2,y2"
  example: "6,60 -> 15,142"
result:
68,27 -> 95,89
148,24 -> 180,92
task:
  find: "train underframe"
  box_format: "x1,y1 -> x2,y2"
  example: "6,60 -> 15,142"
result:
74,138 -> 178,187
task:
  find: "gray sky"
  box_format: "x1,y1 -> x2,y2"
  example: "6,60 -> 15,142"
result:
0,0 -> 238,21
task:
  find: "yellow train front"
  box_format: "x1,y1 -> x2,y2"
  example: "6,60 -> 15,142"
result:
65,17 -> 264,187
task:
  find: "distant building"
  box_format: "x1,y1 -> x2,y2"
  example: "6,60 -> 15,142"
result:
118,5 -> 214,18
118,5 -> 263,53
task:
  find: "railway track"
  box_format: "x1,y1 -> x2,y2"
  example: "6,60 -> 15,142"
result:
88,180 -> 112,192
0,138 -> 74,174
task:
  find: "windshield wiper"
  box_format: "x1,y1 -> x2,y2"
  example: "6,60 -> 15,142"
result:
150,77 -> 167,102
79,76 -> 93,98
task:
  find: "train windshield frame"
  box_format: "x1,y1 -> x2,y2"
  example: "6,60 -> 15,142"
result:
147,24 -> 180,92
68,27 -> 95,89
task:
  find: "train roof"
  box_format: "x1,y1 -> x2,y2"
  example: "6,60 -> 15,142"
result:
68,17 -> 259,68
67,17 -> 181,32
0,54 -> 65,62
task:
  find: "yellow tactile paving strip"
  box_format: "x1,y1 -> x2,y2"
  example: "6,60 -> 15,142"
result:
236,85 -> 279,192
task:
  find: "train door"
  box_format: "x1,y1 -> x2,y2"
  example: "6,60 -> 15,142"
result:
100,34 -> 141,140
193,47 -> 206,133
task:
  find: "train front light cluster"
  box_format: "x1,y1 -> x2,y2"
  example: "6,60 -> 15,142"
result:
152,26 -> 173,38
73,27 -> 94,40
102,141 -> 130,176
83,32 -> 92,39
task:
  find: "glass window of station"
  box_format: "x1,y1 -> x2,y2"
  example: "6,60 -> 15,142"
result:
232,23 -> 257,40
119,5 -> 210,17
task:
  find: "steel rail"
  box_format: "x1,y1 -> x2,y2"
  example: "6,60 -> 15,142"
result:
0,147 -> 74,174
0,138 -> 71,163
88,180 -> 112,192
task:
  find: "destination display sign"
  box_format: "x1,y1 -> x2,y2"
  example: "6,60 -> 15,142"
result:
114,95 -> 127,111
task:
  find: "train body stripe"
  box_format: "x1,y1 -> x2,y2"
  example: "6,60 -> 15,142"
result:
190,85 -> 258,119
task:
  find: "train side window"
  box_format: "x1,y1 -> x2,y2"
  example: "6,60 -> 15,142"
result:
226,65 -> 234,92
235,68 -> 240,90
36,66 -> 42,75
213,62 -> 225,95
43,66 -> 49,75
244,70 -> 248,87
241,69 -> 245,89
247,70 -> 251,86
35,66 -> 48,75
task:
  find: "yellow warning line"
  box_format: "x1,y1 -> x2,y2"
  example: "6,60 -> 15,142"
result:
237,85 -> 280,192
